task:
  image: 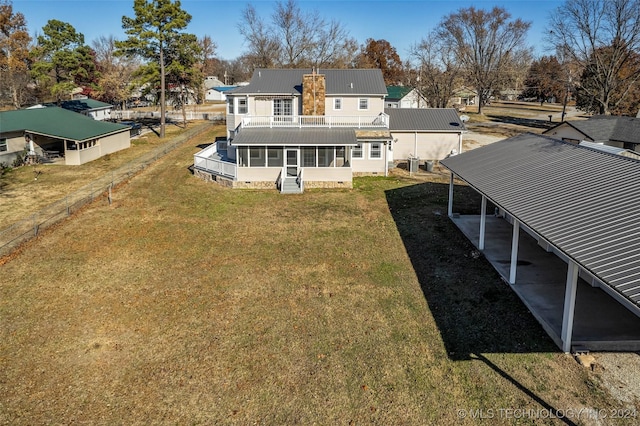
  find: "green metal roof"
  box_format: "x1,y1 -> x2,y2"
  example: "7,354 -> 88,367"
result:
0,107 -> 128,142
386,86 -> 413,101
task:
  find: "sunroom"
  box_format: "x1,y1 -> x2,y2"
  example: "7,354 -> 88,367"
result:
193,128 -> 390,192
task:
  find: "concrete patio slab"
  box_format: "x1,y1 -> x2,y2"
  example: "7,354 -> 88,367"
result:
452,214 -> 640,351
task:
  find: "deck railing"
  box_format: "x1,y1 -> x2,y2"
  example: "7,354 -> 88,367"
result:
193,142 -> 236,179
240,114 -> 389,129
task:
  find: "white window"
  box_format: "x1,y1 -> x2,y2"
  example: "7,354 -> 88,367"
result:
358,98 -> 368,110
369,143 -> 382,159
334,98 -> 342,110
352,143 -> 363,159
274,98 -> 292,116
238,98 -> 248,114
0,138 -> 7,152
228,99 -> 234,114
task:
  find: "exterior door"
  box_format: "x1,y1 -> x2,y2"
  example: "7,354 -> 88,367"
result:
286,149 -> 298,177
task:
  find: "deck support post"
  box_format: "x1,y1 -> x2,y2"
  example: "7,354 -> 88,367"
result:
561,260 -> 579,353
509,218 -> 520,284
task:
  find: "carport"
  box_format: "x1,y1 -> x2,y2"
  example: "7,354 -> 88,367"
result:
440,133 -> 640,352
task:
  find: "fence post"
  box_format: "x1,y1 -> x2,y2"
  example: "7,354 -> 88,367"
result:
33,213 -> 38,236
66,196 -> 70,215
108,183 -> 113,205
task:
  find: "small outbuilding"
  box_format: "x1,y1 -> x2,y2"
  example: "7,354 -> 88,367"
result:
0,107 -> 131,166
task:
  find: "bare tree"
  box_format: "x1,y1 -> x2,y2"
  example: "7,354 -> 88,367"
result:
410,33 -> 463,108
238,4 -> 280,69
547,0 -> 640,115
437,6 -> 531,114
238,0 -> 354,69
92,35 -> 139,108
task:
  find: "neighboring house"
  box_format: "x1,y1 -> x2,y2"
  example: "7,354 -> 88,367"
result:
385,108 -> 465,161
0,107 -> 130,166
205,86 -> 237,102
58,99 -> 114,121
385,86 -> 427,108
544,115 -> 640,152
441,133 -> 640,352
193,69 -> 468,192
204,76 -> 225,89
450,87 -> 479,108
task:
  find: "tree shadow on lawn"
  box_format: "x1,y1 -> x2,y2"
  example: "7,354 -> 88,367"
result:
385,181 -> 557,361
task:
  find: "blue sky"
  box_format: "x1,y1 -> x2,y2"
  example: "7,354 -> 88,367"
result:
13,0 -> 563,61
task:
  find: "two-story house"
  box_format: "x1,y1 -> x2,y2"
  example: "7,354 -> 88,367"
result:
194,68 -> 392,192
193,68 -> 465,193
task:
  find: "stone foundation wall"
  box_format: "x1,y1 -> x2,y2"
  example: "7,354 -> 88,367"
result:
304,181 -> 352,189
194,170 -> 352,190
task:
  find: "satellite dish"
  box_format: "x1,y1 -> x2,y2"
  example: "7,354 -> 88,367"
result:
460,115 -> 470,123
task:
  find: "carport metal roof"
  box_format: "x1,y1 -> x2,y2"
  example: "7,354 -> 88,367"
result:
440,133 -> 640,307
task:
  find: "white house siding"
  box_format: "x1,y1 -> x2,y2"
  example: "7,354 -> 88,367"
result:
303,167 -> 352,182
88,109 -> 111,121
324,96 -> 385,117
236,167 -> 281,182
544,124 -> 588,143
392,132 -> 460,160
351,142 -> 387,174
206,89 -> 226,102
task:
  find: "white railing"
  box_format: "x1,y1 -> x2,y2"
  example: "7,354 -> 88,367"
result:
193,142 -> 236,179
297,168 -> 304,193
241,114 -> 389,129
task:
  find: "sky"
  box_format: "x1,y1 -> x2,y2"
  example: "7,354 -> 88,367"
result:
12,0 -> 564,61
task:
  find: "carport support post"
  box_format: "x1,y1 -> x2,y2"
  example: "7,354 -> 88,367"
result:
561,261 -> 579,353
479,196 -> 487,250
509,219 -> 520,284
447,173 -> 454,217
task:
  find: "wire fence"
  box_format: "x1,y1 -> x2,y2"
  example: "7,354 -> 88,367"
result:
0,122 -> 214,259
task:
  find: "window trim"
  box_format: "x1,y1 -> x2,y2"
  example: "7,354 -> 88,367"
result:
352,143 -> 363,159
369,142 -> 382,159
333,98 -> 342,111
238,97 -> 248,114
358,98 -> 369,110
0,138 -> 7,152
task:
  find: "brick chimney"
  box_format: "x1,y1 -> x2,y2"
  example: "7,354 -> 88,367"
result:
302,71 -> 325,116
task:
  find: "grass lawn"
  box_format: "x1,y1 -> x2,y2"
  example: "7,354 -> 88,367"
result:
0,127 -> 631,424
0,121 -> 218,226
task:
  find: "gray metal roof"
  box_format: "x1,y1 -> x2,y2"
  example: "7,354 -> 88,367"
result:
440,133 -> 640,307
229,69 -> 387,96
546,116 -> 640,145
231,128 -> 358,146
385,108 -> 465,132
